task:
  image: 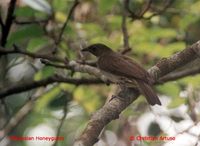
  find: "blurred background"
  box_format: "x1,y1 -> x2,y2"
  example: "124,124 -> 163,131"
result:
0,0 -> 200,146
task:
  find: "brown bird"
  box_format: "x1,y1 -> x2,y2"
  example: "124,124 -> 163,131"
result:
82,43 -> 161,105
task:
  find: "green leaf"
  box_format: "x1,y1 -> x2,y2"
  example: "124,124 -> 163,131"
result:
52,0 -> 69,11
7,24 -> 44,47
179,75 -> 200,87
48,91 -> 72,109
180,14 -> 199,30
35,87 -> 61,111
34,66 -> 54,81
99,0 -> 117,14
73,86 -> 103,113
157,82 -> 186,108
107,15 -> 122,30
168,97 -> 186,108
15,7 -> 35,17
157,82 -> 180,98
82,23 -> 104,37
149,27 -> 177,39
159,42 -> 185,57
27,37 -> 49,52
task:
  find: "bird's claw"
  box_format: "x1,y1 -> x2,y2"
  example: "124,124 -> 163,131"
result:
109,95 -> 116,102
109,95 -> 125,102
105,80 -> 110,86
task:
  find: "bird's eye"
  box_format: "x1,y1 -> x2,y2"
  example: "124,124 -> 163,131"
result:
92,48 -> 96,53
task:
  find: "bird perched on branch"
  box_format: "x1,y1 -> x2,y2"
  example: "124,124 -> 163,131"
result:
82,43 -> 161,105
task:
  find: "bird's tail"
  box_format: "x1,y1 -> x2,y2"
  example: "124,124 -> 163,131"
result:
136,80 -> 161,105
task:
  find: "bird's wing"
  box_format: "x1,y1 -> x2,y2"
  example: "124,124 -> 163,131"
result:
97,54 -> 151,83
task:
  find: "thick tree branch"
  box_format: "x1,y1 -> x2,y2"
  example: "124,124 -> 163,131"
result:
74,40 -> 200,146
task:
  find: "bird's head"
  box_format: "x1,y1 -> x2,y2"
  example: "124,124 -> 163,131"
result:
81,43 -> 113,57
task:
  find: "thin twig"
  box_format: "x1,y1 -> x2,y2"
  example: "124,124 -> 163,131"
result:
40,59 -> 67,69
0,75 -> 103,99
124,0 -> 137,18
143,0 -> 174,20
121,1 -> 131,54
0,99 -> 10,123
159,66 -> 200,83
0,15 -> 4,28
53,91 -> 69,146
14,19 -> 49,25
139,0 -> 153,17
125,0 -> 173,20
55,0 -> 80,45
0,45 -> 67,63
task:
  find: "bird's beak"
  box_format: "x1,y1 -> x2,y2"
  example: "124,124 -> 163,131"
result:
81,47 -> 89,52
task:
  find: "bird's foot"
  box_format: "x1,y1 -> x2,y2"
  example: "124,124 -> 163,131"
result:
109,95 -> 125,102
105,80 -> 110,86
102,76 -> 111,86
116,79 -> 126,86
